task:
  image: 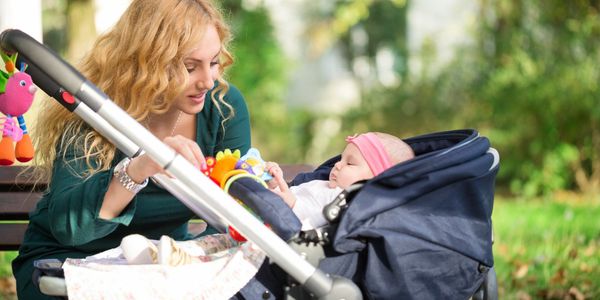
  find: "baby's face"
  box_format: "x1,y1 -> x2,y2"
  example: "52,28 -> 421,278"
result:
328,143 -> 374,189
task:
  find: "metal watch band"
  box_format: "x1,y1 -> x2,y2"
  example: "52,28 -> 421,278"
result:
114,158 -> 148,194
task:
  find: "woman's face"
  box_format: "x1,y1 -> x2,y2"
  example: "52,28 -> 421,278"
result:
328,143 -> 374,189
173,24 -> 222,114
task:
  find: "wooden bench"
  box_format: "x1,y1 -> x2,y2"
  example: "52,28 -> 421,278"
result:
0,166 -> 41,251
0,164 -> 314,251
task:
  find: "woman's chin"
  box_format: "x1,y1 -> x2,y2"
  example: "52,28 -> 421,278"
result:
181,101 -> 205,114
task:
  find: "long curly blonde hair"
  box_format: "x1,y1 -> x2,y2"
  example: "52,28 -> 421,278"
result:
32,0 -> 234,183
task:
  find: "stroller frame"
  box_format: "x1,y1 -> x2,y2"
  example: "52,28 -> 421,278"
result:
1,29 -> 360,299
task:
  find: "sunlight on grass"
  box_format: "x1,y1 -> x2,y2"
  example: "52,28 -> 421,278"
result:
493,198 -> 600,299
0,251 -> 17,299
0,252 -> 16,277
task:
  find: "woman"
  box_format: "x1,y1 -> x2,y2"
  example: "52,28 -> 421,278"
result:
12,0 -> 251,298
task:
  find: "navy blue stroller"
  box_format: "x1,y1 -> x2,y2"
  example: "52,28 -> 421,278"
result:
2,30 -> 498,300
229,129 -> 499,300
30,129 -> 499,300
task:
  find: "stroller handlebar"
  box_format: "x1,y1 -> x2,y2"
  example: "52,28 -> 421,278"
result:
1,29 -> 86,100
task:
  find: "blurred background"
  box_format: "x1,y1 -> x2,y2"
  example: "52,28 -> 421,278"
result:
1,0 -> 599,299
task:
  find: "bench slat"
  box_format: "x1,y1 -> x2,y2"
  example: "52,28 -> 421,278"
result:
0,192 -> 42,220
281,164 -> 314,182
0,223 -> 28,251
0,166 -> 38,187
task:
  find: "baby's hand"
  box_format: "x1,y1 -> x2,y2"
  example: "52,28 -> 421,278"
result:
265,162 -> 284,189
265,162 -> 282,177
265,162 -> 296,207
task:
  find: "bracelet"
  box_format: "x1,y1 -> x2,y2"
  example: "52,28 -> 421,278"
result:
113,157 -> 148,194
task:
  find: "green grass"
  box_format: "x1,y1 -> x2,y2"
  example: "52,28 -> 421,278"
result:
0,252 -> 16,277
0,251 -> 17,299
493,198 -> 600,299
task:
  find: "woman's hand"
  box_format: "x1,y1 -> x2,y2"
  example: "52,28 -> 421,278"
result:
127,135 -> 206,183
100,135 -> 205,220
163,135 -> 206,170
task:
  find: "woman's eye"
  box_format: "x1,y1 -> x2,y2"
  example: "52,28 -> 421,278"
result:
185,67 -> 195,73
210,61 -> 220,67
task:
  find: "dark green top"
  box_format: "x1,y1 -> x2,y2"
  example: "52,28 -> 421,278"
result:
12,84 -> 251,299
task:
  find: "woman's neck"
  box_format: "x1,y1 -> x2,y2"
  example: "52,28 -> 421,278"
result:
148,109 -> 196,141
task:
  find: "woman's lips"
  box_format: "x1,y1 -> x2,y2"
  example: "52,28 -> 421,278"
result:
189,92 -> 207,104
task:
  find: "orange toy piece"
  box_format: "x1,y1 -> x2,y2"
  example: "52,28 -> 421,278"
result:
0,137 -> 14,165
209,149 -> 241,185
15,128 -> 34,162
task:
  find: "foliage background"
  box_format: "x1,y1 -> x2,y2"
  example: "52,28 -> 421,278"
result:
36,0 -> 600,200
226,0 -> 600,201
325,0 -> 599,200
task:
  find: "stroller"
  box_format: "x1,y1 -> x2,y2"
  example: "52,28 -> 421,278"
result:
230,128 -> 499,300
2,30 -> 498,299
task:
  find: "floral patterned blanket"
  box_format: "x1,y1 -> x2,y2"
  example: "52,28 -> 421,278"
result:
62,234 -> 265,300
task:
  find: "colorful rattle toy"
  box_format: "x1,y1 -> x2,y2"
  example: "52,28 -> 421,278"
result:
201,148 -> 272,242
0,52 -> 36,165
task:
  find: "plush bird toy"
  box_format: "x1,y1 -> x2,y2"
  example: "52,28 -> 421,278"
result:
0,52 -> 36,165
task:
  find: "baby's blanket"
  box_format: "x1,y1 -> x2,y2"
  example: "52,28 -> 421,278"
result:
62,234 -> 265,300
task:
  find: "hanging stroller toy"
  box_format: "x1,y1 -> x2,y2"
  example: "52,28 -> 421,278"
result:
0,51 -> 36,165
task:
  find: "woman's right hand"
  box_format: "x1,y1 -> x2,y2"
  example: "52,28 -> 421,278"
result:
127,135 -> 206,183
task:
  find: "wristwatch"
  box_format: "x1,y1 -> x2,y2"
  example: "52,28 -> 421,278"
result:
113,157 -> 148,194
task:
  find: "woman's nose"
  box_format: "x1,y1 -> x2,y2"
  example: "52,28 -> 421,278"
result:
195,66 -> 215,90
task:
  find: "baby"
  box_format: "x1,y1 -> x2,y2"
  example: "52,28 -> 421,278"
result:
266,132 -> 414,230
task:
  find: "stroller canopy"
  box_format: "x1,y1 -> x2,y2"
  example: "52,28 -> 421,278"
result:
290,129 -> 498,299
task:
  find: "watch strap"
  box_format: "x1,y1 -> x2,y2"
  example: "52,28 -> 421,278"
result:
114,158 -> 148,194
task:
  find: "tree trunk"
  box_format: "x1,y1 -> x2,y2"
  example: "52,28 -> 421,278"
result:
66,0 -> 96,63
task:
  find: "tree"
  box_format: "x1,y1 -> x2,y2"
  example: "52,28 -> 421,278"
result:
65,0 -> 96,62
335,0 -> 600,197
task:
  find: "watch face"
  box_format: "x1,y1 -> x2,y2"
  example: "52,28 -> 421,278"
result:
115,158 -> 130,173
